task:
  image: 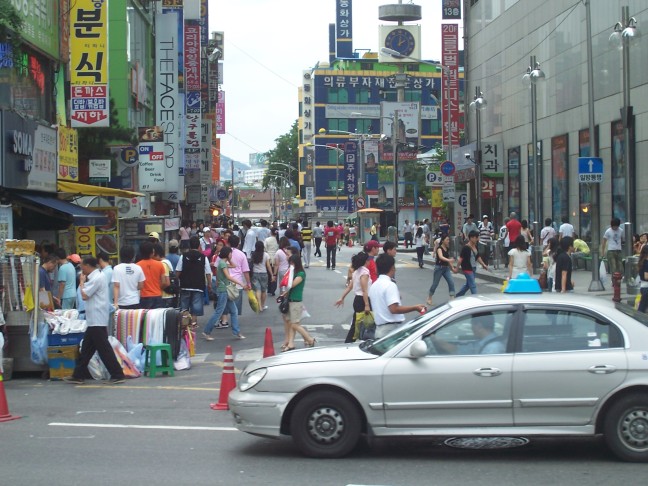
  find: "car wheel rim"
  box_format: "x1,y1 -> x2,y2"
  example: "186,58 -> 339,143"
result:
619,409 -> 648,452
307,406 -> 344,444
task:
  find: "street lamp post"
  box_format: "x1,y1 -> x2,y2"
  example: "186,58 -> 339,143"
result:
610,6 -> 640,293
522,56 -> 545,271
469,87 -> 486,221
380,47 -> 456,237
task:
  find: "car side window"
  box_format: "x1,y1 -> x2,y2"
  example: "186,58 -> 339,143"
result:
426,309 -> 515,356
522,309 -> 624,353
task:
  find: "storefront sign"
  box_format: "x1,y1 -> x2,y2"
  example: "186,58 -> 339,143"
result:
481,141 -> 503,177
70,0 -> 109,127
138,126 -> 166,191
200,120 -> 213,185
57,126 -> 79,181
216,91 -> 225,134
1,111 -> 56,192
344,141 -> 358,213
89,159 -> 110,182
75,225 -> 95,256
336,0 -> 353,58
442,0 -> 461,20
155,9 -> 181,201
12,0 -> 60,59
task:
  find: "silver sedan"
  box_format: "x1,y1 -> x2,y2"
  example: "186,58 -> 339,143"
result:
229,294 -> 648,461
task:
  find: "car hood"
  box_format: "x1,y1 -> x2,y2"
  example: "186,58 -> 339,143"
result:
250,343 -> 377,369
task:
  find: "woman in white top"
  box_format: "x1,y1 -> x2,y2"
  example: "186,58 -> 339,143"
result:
274,238 -> 293,293
414,226 -> 426,268
508,235 -> 533,280
335,252 -> 372,343
251,241 -> 274,311
265,229 -> 279,295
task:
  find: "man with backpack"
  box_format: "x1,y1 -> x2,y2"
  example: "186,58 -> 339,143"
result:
175,236 -> 212,325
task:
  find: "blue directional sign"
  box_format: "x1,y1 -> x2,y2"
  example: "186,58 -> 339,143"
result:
578,157 -> 603,183
440,160 -> 456,176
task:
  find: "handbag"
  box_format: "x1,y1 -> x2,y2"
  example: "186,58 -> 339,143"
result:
226,282 -> 240,301
278,290 -> 290,314
538,270 -> 548,290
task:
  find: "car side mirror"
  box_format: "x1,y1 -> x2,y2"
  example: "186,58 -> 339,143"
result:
409,340 -> 428,358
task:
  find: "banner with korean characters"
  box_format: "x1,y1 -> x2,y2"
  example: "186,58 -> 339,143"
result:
75,207 -> 119,258
137,126 -> 166,192
57,126 -> 79,181
70,0 -> 109,127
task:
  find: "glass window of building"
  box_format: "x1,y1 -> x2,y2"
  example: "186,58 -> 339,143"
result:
327,88 -> 349,103
328,119 -> 349,133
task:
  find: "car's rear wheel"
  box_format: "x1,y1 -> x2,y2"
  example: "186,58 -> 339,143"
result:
290,390 -> 362,458
604,393 -> 648,462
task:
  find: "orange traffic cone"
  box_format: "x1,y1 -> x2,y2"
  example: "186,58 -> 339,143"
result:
263,327 -> 275,358
210,345 -> 236,411
0,373 -> 21,423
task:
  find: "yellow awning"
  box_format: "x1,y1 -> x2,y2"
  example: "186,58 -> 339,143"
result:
57,181 -> 144,198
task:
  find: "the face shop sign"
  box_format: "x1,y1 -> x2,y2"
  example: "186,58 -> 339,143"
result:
2,111 -> 57,192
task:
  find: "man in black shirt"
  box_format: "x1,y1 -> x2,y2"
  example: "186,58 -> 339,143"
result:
554,236 -> 575,293
455,230 -> 488,297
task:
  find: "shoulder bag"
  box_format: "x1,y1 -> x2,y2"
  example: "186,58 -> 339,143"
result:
226,282 -> 240,301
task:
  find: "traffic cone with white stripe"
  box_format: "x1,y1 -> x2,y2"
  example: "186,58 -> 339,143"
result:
262,327 -> 275,358
0,373 -> 21,423
210,345 -> 236,411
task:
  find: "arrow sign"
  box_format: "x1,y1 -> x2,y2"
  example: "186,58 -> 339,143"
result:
578,157 -> 603,184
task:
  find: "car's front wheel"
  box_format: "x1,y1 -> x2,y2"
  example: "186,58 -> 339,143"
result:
290,390 -> 362,458
604,393 -> 648,462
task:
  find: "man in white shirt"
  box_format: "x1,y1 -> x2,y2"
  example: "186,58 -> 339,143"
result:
112,245 -> 145,310
403,220 -> 414,248
602,217 -> 625,275
65,257 -> 125,385
540,218 -> 557,248
241,219 -> 257,257
368,254 -> 427,339
558,216 -> 574,240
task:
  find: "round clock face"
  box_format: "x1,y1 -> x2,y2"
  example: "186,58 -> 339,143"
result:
385,28 -> 416,57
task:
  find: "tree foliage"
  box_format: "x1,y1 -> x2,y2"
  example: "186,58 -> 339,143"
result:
262,120 -> 299,191
77,98 -> 137,163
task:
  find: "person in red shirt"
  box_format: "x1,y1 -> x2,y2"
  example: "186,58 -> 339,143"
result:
136,241 -> 169,309
324,221 -> 340,269
363,240 -> 381,282
505,212 -> 522,254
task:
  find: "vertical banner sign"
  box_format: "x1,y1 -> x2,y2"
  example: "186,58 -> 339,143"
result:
211,140 -> 221,184
551,134 -> 568,225
57,126 -> 79,181
611,120 -> 626,222
155,10 -> 181,200
199,0 -> 209,47
70,0 -> 109,127
336,0 -> 353,58
200,120 -> 213,186
138,126 -> 166,191
507,147 -> 521,215
184,20 -> 202,175
344,141 -> 358,213
441,24 -> 459,150
304,146 -> 315,186
216,91 -> 225,134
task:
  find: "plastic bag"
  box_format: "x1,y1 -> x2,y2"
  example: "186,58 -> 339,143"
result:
185,329 -> 195,357
174,336 -> 191,371
30,321 -> 49,366
354,312 -> 375,341
600,261 -> 609,287
247,290 -> 260,313
109,336 -> 140,378
301,305 -> 311,319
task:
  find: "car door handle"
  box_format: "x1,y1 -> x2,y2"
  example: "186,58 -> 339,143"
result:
473,367 -> 502,377
588,365 -> 618,374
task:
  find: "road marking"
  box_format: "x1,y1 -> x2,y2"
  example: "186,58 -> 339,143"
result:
36,435 -> 96,439
49,422 -> 238,432
80,385 -> 218,391
302,324 -> 333,330
76,410 -> 134,415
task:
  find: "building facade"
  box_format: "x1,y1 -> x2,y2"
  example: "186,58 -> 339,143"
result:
464,0 -> 648,238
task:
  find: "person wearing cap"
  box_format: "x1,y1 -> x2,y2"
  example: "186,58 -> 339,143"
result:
136,241 -> 169,309
200,227 -> 213,256
148,231 -> 160,243
478,215 -> 494,265
363,240 -> 381,282
56,248 -> 78,309
166,239 -> 181,270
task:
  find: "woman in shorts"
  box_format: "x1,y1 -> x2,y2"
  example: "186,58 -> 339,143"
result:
251,241 -> 273,312
281,254 -> 316,351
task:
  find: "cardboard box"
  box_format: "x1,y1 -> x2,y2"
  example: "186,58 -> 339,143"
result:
48,345 -> 80,380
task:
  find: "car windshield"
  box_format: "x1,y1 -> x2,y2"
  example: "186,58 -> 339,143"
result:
364,304 -> 450,355
616,302 -> 648,327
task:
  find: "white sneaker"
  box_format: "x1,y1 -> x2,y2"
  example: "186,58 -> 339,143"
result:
263,305 -> 268,310
201,333 -> 214,341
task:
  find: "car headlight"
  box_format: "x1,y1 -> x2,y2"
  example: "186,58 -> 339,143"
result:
239,368 -> 267,391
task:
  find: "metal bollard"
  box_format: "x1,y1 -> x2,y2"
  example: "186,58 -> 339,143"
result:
612,271 -> 623,303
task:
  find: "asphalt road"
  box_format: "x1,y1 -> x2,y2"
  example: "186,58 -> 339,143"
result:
1,245 -> 643,485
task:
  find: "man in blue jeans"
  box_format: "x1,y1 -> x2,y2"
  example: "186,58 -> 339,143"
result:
455,230 -> 489,297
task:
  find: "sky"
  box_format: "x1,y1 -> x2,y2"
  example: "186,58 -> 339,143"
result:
210,0 -> 460,165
